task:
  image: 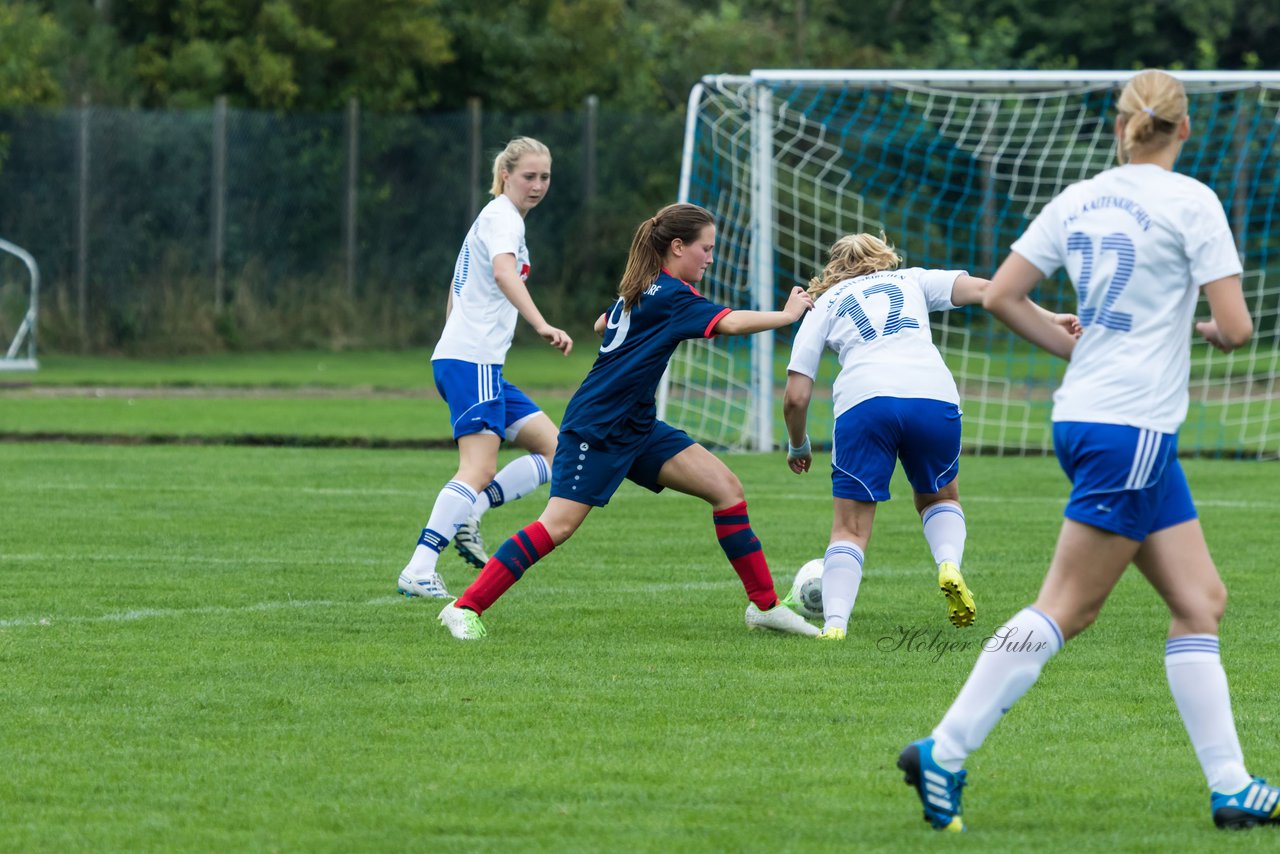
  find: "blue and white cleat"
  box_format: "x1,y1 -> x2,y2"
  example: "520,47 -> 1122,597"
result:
1212,777 -> 1280,829
898,737 -> 966,832
397,570 -> 449,599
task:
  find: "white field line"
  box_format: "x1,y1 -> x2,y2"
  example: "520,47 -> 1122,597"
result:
0,568 -> 977,630
13,483 -> 1273,510
0,554 -> 385,566
0,595 -> 403,628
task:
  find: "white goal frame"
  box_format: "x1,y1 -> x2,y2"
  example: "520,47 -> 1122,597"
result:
666,68 -> 1280,455
0,238 -> 38,371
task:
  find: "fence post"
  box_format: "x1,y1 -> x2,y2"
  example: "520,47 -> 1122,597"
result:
76,93 -> 90,347
212,95 -> 227,311
583,95 -> 598,288
468,97 -> 483,220
343,97 -> 360,297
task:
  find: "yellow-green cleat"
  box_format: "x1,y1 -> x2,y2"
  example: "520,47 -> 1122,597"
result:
817,627 -> 846,641
938,561 -> 975,628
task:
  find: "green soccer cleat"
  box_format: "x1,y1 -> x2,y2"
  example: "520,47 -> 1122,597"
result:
439,601 -> 487,640
938,561 -> 976,628
817,627 -> 846,641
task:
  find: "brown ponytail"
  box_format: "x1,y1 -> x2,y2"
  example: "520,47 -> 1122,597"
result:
618,203 -> 715,308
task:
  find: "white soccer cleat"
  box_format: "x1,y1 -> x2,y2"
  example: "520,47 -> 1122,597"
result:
439,602 -> 487,639
453,516 -> 488,568
744,601 -> 820,637
397,569 -> 449,599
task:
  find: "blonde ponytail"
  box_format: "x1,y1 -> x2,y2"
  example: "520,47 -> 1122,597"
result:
1116,70 -> 1187,164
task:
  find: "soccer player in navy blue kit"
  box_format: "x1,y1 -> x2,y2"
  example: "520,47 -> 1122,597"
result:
439,203 -> 820,639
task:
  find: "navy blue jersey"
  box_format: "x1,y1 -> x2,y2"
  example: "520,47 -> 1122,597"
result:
561,270 -> 731,447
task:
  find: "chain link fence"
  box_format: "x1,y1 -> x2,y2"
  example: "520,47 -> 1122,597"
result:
0,100 -> 684,353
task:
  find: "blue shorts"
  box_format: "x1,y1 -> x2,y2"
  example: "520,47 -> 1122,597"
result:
432,359 -> 541,441
1052,421 -> 1197,541
831,397 -> 961,502
549,421 -> 696,507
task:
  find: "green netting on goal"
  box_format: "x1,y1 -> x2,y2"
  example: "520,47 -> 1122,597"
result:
667,71 -> 1280,458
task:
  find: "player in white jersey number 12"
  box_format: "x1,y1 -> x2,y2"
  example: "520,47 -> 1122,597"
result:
899,69 -> 1273,833
783,233 -> 1078,640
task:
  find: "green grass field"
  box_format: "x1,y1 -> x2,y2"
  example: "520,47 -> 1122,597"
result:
3,350 -> 1279,851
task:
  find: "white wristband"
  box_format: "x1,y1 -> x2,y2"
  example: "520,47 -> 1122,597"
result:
787,435 -> 811,457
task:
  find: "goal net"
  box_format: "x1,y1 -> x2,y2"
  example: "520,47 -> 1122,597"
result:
665,70 -> 1280,459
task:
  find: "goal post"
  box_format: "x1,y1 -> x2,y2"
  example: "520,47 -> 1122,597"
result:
0,238 -> 38,371
664,69 -> 1280,458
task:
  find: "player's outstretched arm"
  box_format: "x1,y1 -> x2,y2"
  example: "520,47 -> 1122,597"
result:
949,274 -> 990,306
783,371 -> 814,474
593,313 -> 607,337
984,253 -> 1079,360
1196,275 -> 1252,353
713,286 -> 814,335
493,253 -> 574,355
960,270 -> 1080,339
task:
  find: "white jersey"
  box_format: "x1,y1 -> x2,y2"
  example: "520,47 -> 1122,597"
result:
1012,164 -> 1242,433
788,267 -> 964,418
432,195 -> 529,364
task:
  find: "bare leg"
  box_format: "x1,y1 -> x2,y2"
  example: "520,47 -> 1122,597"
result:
1032,518 -> 1140,640
654,442 -> 744,509
656,443 -> 817,635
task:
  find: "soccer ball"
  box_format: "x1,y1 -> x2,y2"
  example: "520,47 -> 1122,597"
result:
786,559 -> 824,619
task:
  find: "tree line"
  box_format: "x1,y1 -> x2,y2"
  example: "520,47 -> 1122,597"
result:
2,0 -> 1277,113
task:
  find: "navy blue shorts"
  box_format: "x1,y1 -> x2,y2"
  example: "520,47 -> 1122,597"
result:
432,359 -> 541,441
1052,421 -> 1197,541
549,421 -> 696,507
831,397 -> 961,502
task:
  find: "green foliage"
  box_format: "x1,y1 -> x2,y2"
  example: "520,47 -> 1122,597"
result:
16,0 -> 1280,112
118,0 -> 452,109
0,2 -> 66,107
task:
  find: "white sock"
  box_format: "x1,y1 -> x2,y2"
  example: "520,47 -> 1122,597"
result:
821,541 -> 864,632
921,500 -> 966,567
403,480 -> 478,576
471,453 -> 552,518
1165,635 -> 1251,793
931,606 -> 1063,771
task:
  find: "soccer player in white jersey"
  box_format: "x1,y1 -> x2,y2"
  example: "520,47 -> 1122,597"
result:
396,137 -> 573,599
899,70 -> 1273,832
782,233 -> 1078,638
